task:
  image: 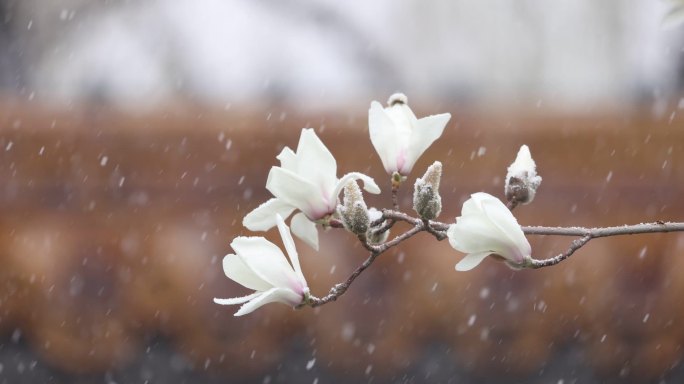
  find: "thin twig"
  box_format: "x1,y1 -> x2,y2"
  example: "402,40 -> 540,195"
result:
306,223 -> 424,307
522,222 -> 684,237
306,209 -> 684,308
391,183 -> 399,211
423,218 -> 448,240
528,235 -> 592,268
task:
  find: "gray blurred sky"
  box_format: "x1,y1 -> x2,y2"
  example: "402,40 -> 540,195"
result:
0,0 -> 682,111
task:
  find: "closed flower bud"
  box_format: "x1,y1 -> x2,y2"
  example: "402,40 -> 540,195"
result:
337,181 -> 370,236
366,207 -> 390,244
413,161 -> 443,220
505,145 -> 542,206
367,228 -> 389,245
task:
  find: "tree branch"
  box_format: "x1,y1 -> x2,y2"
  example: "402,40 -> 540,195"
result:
528,234 -> 592,269
306,221 -> 426,307
304,210 -> 684,308
522,222 -> 684,237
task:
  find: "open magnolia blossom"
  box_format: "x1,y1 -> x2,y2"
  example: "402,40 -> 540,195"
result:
368,93 -> 451,175
243,128 -> 380,250
214,215 -> 309,316
448,192 -> 532,271
213,93 -> 684,314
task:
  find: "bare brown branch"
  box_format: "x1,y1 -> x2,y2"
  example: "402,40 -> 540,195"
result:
305,209 -> 684,308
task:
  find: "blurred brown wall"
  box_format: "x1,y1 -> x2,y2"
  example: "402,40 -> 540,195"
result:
0,98 -> 683,382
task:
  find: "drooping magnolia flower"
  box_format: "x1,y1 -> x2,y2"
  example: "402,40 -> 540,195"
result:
368,93 -> 451,175
448,192 -> 532,271
243,128 -> 380,250
214,215 -> 309,316
505,145 -> 542,205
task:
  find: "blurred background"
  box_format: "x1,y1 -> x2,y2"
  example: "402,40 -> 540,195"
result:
1,0 -> 684,383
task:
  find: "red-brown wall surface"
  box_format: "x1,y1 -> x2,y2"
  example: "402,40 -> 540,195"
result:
0,99 -> 683,382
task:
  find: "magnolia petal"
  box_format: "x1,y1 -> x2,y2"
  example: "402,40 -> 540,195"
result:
448,193 -> 531,267
276,147 -> 298,172
405,113 -> 450,174
213,291 -> 262,305
333,172 -> 381,204
296,129 -> 339,197
276,214 -> 307,284
291,212 -> 319,251
391,103 -> 419,126
243,198 -> 296,231
222,253 -> 272,291
234,287 -> 302,316
369,101 -> 402,173
266,166 -> 327,217
231,237 -> 300,290
477,193 -> 531,258
448,215 -> 512,255
455,251 -> 492,271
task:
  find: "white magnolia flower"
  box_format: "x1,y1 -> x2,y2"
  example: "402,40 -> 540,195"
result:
243,128 -> 380,250
448,192 -> 531,271
214,214 -> 309,316
368,93 -> 451,175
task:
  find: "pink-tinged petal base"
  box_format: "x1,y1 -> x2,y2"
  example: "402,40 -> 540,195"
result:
266,166 -> 327,219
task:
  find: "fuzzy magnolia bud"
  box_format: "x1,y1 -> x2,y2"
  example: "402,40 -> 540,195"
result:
366,207 -> 389,244
337,181 -> 370,236
413,161 -> 443,220
505,145 -> 542,205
